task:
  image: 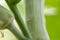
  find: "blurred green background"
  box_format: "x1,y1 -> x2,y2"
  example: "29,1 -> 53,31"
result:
45,0 -> 60,40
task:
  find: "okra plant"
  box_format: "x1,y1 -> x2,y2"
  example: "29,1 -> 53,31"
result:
0,5 -> 29,40
5,0 -> 32,39
0,0 -> 50,40
25,0 -> 50,40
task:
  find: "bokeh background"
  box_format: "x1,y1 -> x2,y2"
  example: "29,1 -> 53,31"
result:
45,0 -> 60,40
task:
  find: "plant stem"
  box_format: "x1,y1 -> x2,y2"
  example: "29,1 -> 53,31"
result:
25,0 -> 50,40
0,5 -> 28,40
5,0 -> 32,39
7,21 -> 29,40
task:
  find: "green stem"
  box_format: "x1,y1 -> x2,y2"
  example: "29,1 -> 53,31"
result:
25,0 -> 50,40
5,0 -> 32,39
0,4 -> 30,40
7,21 -> 29,40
